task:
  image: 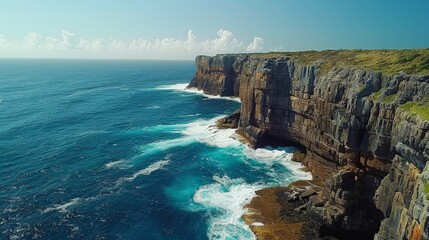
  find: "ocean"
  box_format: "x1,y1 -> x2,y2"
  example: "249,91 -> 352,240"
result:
0,59 -> 311,239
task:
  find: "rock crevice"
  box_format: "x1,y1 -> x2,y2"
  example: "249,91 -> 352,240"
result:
188,54 -> 429,239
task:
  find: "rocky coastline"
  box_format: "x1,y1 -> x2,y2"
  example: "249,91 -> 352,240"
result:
189,50 -> 429,239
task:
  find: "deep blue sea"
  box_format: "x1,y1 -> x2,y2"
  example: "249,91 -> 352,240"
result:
0,60 -> 311,240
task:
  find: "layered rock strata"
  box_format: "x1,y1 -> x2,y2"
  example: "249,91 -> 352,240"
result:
188,53 -> 429,239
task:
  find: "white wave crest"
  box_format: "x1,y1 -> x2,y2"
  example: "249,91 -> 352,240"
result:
133,118 -> 312,239
144,123 -> 189,133
105,159 -> 127,169
193,175 -> 260,240
155,83 -> 241,103
44,198 -> 81,213
125,160 -> 170,181
201,94 -> 241,103
243,146 -> 312,180
133,117 -> 240,161
182,117 -> 241,148
155,83 -> 189,90
180,113 -> 201,117
123,123 -> 189,137
146,105 -> 162,109
133,136 -> 195,160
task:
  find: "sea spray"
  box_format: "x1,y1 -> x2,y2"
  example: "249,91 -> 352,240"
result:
160,116 -> 312,239
156,83 -> 241,102
1,61 -> 309,239
124,160 -> 171,181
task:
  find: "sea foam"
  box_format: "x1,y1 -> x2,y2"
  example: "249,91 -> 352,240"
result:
44,198 -> 81,213
130,110 -> 310,239
182,117 -> 241,148
184,120 -> 311,239
155,83 -> 241,103
133,116 -> 240,161
125,160 -> 170,181
133,136 -> 196,161
243,146 -> 312,181
105,159 -> 127,169
193,175 -> 260,240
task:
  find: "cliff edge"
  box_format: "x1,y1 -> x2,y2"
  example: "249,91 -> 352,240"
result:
188,49 -> 429,239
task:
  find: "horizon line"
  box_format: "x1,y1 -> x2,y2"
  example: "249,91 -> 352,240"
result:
1,47 -> 428,61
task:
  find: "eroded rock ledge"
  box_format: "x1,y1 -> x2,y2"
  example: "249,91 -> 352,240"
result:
188,52 -> 429,239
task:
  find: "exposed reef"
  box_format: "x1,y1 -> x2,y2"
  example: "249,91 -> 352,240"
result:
188,50 -> 429,239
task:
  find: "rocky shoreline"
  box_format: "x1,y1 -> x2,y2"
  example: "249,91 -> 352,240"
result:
217,114 -> 340,239
241,151 -> 368,240
192,50 -> 429,239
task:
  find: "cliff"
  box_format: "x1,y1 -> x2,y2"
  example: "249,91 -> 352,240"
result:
188,49 -> 429,239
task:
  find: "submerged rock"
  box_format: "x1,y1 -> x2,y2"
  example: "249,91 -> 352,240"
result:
215,109 -> 240,129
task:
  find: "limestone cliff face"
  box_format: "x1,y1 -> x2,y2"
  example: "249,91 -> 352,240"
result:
187,55 -> 246,96
189,54 -> 429,239
374,158 -> 429,240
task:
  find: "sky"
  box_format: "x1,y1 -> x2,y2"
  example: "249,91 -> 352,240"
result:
0,0 -> 428,59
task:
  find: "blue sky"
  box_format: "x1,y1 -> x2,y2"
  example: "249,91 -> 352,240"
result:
0,0 -> 428,59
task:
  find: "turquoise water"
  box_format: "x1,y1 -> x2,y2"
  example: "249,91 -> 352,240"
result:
0,59 -> 310,239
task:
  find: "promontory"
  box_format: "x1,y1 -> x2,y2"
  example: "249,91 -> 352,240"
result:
187,49 -> 429,240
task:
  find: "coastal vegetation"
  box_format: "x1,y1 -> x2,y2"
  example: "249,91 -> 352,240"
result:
371,89 -> 383,101
253,48 -> 429,75
253,49 -> 429,120
381,93 -> 398,104
400,98 -> 429,121
423,182 -> 429,200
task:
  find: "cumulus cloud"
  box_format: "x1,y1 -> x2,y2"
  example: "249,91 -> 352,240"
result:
108,39 -> 127,51
77,38 -> 103,51
38,30 -> 102,51
61,30 -> 75,49
246,37 -> 264,52
129,38 -> 151,51
121,29 -> 245,53
0,34 -> 13,48
23,32 -> 42,48
0,29 -> 265,58
208,29 -> 243,52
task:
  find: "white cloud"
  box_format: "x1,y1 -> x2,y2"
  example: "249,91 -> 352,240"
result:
61,30 -> 75,49
0,34 -> 13,48
184,30 -> 197,50
208,29 -> 243,52
152,37 -> 183,51
23,32 -> 42,48
246,36 -> 264,52
43,37 -> 60,50
0,29 -> 265,59
77,38 -> 103,51
115,29 -> 245,53
109,39 -> 127,51
40,30 -> 81,50
129,38 -> 151,51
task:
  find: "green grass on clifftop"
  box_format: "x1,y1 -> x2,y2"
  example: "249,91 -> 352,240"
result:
400,98 -> 429,121
382,94 -> 398,104
253,49 -> 429,75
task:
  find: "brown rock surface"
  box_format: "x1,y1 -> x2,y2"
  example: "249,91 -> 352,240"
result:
189,53 -> 429,239
242,182 -> 323,240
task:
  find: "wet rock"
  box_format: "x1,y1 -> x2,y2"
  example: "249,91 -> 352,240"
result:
301,188 -> 317,199
189,53 -> 429,239
216,109 -> 240,128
